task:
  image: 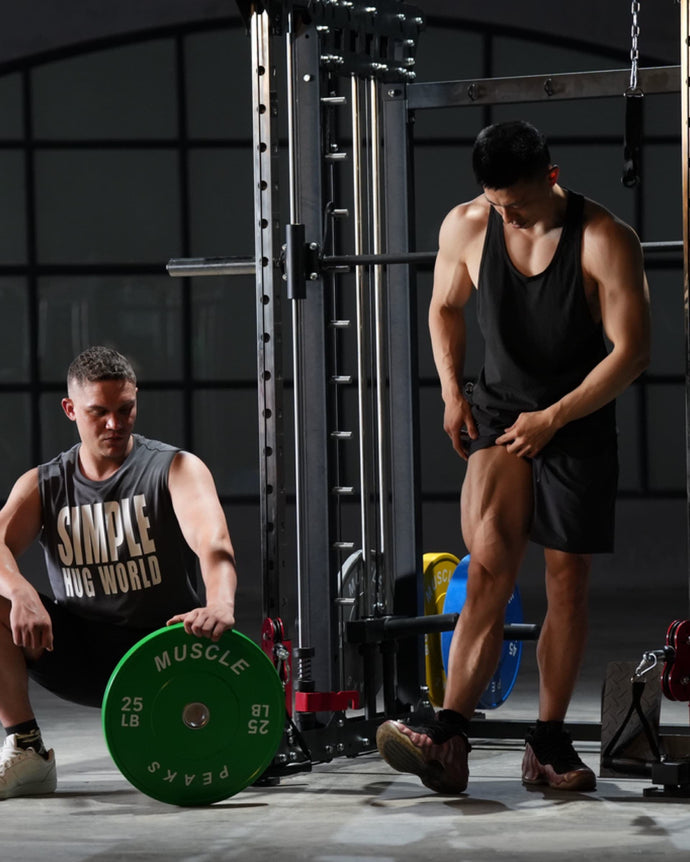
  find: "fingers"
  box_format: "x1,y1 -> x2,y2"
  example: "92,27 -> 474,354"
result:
167,610 -> 234,642
11,615 -> 53,652
465,414 -> 479,440
451,430 -> 469,461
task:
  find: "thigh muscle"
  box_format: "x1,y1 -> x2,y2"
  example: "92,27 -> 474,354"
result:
461,446 -> 533,560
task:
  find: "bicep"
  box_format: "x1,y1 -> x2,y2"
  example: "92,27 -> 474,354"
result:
588,222 -> 650,349
0,469 -> 42,557
168,453 -> 230,554
430,215 -> 476,318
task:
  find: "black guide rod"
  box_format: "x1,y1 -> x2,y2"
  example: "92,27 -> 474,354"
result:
166,240 -> 681,279
346,615 -> 541,643
369,74 -> 392,617
350,72 -> 375,617
682,0 -> 690,616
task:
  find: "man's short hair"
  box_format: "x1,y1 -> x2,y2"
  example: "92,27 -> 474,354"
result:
472,120 -> 551,189
67,346 -> 137,391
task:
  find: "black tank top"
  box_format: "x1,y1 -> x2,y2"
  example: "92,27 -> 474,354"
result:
471,190 -> 615,439
38,434 -> 200,627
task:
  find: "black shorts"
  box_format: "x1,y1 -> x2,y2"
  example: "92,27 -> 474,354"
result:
26,596 -> 156,708
467,405 -> 618,555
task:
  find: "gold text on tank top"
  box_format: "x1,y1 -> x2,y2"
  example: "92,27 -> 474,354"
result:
54,495 -> 161,599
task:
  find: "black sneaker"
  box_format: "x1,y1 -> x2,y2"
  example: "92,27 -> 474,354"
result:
522,725 -> 596,791
376,717 -> 470,794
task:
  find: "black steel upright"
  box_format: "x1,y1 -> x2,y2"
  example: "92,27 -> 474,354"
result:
682,0 -> 690,612
381,83 -> 424,701
287,7 -> 335,697
250,8 -> 287,620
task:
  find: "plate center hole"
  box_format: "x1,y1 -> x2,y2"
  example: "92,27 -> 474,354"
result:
182,701 -> 210,729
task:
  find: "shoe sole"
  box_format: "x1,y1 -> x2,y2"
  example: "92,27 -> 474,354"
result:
376,722 -> 467,794
0,778 -> 57,799
522,770 -> 596,792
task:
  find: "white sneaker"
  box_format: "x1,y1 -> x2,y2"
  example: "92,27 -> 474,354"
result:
0,734 -> 57,799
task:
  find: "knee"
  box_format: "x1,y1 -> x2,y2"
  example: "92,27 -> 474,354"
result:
545,554 -> 590,608
464,556 -> 517,615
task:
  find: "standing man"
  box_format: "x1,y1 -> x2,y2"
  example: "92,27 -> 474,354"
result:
0,346 -> 239,798
377,120 -> 650,794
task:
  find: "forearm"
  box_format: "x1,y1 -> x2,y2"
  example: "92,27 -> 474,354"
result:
429,304 -> 468,404
549,345 -> 648,430
198,546 -> 238,610
0,544 -> 37,603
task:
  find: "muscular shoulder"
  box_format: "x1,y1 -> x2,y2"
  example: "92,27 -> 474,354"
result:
581,197 -> 642,266
168,450 -> 214,489
0,467 -> 41,552
439,195 -> 489,248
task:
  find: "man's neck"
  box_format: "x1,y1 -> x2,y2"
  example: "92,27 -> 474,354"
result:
77,439 -> 133,482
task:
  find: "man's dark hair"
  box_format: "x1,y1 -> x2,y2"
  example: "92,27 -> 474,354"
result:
67,346 -> 137,390
472,120 -> 551,189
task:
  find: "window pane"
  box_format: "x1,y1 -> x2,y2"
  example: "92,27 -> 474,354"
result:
132,391 -> 185,450
646,383 -> 684,493
643,144 -> 682,244
32,41 -> 177,140
648,269 -> 684,377
645,93 -> 679,138
40,391 -> 78,460
35,150 -> 181,262
414,144 -> 474,253
191,275 -> 258,380
37,276 -> 183,382
494,37 -> 621,77
0,394 -> 31,493
551,144 -> 636,228
415,28 -> 484,83
0,74 -> 23,139
188,148 -> 254,258
616,386 -> 641,494
419,386 -> 465,494
186,28 -> 252,140
0,151 -> 26,263
0,278 -> 29,382
193,389 -> 259,496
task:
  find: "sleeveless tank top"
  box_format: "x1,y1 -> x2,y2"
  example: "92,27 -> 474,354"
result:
38,434 -> 200,627
471,190 -> 615,440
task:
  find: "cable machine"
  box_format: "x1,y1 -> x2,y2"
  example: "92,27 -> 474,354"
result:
167,1 -> 690,789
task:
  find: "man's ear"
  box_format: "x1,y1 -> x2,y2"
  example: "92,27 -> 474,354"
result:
548,165 -> 560,186
62,397 -> 76,422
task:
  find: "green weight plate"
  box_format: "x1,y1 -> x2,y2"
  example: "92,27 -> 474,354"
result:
102,623 -> 285,806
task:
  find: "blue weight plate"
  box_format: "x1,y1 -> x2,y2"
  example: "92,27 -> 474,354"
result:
441,555 -> 523,710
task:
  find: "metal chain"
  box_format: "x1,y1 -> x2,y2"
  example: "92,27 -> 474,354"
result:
629,0 -> 641,91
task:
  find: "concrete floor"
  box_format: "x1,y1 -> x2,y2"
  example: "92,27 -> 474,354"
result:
3,684 -> 690,862
4,602 -> 690,862
5,499 -> 690,861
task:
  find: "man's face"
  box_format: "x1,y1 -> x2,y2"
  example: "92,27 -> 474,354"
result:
62,378 -> 137,463
483,168 -> 557,230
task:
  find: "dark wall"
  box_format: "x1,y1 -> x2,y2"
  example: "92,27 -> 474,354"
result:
0,9 -> 686,650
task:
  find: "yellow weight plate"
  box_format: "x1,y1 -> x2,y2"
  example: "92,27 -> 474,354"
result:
422,552 -> 460,707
